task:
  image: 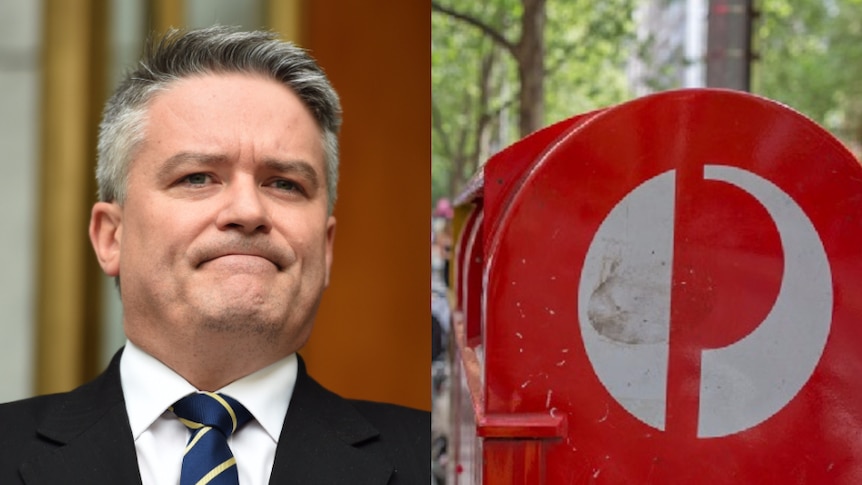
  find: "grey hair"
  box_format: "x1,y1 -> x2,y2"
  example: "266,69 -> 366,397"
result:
96,26 -> 342,214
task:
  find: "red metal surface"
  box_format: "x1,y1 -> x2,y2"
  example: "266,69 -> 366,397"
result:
481,109 -> 607,249
452,88 -> 862,484
477,413 -> 566,439
483,440 -> 550,484
461,206 -> 484,344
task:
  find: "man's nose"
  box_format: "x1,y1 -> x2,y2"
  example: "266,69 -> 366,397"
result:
215,179 -> 273,234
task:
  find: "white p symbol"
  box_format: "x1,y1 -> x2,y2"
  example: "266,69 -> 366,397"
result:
577,165 -> 833,438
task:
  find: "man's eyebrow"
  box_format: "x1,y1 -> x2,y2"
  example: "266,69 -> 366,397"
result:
156,153 -> 321,190
157,152 -> 228,179
264,158 -> 321,190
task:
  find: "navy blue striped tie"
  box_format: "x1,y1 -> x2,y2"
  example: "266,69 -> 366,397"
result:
171,392 -> 252,485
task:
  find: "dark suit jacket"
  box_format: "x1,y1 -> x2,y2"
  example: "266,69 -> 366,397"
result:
0,349 -> 429,484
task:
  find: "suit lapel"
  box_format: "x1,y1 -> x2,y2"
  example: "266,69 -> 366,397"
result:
268,357 -> 394,484
20,350 -> 142,485
17,351 -> 395,484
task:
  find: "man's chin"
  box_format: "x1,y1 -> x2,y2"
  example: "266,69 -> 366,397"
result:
195,308 -> 284,338
196,275 -> 280,303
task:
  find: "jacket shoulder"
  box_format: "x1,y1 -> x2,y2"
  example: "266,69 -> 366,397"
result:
348,399 -> 429,439
347,399 -> 430,482
0,392 -> 68,441
0,350 -> 128,485
0,393 -> 69,483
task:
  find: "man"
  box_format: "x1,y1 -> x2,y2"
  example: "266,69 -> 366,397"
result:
0,26 -> 428,484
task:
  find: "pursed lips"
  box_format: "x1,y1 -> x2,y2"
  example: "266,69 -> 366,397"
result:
199,252 -> 283,271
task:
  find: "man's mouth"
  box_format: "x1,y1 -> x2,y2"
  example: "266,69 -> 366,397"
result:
201,253 -> 282,271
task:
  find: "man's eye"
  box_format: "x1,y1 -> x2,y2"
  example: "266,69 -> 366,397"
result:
272,179 -> 303,193
184,173 -> 210,185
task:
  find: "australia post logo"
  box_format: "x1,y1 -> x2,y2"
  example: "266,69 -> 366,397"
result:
577,165 -> 832,438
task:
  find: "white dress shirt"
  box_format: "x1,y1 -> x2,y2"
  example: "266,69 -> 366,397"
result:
120,340 -> 297,485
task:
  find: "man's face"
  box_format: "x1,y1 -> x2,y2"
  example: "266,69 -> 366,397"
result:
91,73 -> 335,357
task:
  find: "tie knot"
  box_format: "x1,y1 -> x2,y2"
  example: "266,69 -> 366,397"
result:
171,392 -> 252,437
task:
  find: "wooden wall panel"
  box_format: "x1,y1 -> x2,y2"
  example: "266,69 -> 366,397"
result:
37,0 -> 107,393
300,1 -> 431,411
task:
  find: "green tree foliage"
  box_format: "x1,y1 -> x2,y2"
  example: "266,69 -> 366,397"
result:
754,0 -> 862,154
544,0 -> 640,122
432,0 -> 639,203
431,2 -> 508,202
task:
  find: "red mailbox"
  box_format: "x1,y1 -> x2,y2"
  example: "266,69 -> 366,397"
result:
449,89 -> 862,484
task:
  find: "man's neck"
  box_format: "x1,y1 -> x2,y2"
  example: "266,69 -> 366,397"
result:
128,333 -> 293,391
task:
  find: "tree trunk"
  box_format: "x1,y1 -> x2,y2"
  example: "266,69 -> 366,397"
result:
517,0 -> 546,137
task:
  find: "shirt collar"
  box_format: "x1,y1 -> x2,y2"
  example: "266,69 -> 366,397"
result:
120,339 -> 297,443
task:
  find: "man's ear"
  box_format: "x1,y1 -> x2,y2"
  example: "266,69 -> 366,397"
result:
324,215 -> 336,287
89,201 -> 122,276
